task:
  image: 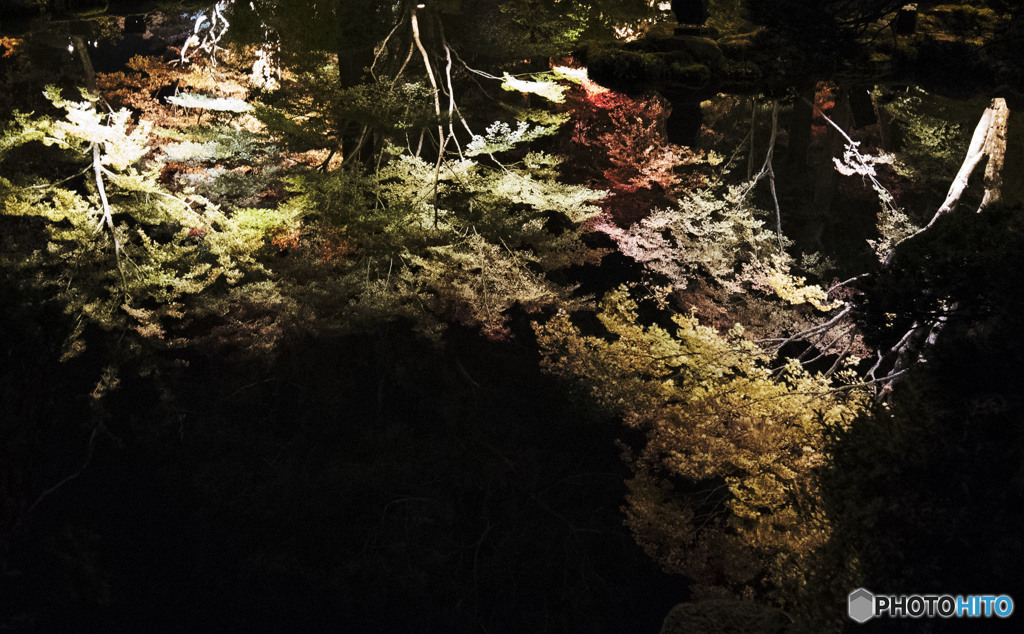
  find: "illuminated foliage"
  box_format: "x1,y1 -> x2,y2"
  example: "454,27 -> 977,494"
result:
605,186 -> 778,290
465,120 -> 559,157
0,87 -> 290,363
255,69 -> 436,155
564,77 -> 711,225
2,3 -> 1021,630
275,151 -> 603,338
2,86 -> 604,358
536,289 -> 868,606
96,54 -> 251,127
500,72 -> 570,104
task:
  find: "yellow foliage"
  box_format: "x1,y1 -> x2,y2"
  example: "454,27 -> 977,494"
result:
761,261 -> 840,312
536,289 -> 868,604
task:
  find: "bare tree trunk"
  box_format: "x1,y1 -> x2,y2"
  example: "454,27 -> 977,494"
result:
72,35 -> 96,93
979,98 -> 1010,211
875,98 -> 1011,397
920,98 -> 1009,230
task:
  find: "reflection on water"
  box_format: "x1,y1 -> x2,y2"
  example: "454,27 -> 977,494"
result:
565,63 -> 1022,275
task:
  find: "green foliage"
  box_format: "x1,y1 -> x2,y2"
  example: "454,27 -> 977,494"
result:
747,0 -> 901,41
586,46 -> 670,86
43,86 -> 150,168
332,80 -> 436,134
828,135 -> 919,261
869,204 -> 918,261
668,61 -> 712,84
0,87 -> 280,362
612,183 -> 837,315
236,0 -> 395,53
615,185 -> 778,289
255,73 -> 435,153
707,0 -> 753,37
461,0 -> 658,59
582,37 -> 721,90
928,3 -> 1000,36
160,127 -> 270,164
0,111 -> 47,160
276,151 -> 603,338
884,87 -> 979,179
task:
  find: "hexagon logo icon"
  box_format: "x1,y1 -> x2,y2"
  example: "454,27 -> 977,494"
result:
849,588 -> 875,623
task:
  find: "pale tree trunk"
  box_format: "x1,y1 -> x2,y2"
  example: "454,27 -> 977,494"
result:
766,102 -> 783,253
878,98 -> 1011,398
979,98 -> 1009,211
920,98 -> 1010,231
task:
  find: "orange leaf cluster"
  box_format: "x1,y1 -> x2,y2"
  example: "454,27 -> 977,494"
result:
0,37 -> 18,59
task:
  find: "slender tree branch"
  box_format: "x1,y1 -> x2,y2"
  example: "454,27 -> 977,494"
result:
410,6 -> 446,227
738,100 -> 783,252
747,97 -> 757,180
371,9 -> 408,81
758,305 -> 855,350
827,273 -> 869,294
93,143 -> 127,292
17,425 -> 99,526
441,36 -> 464,160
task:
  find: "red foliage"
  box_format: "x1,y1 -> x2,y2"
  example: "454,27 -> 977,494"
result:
811,82 -> 839,141
159,161 -> 209,187
314,225 -> 354,262
0,37 -> 17,59
271,227 -> 301,252
562,71 -> 707,228
480,321 -> 513,343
